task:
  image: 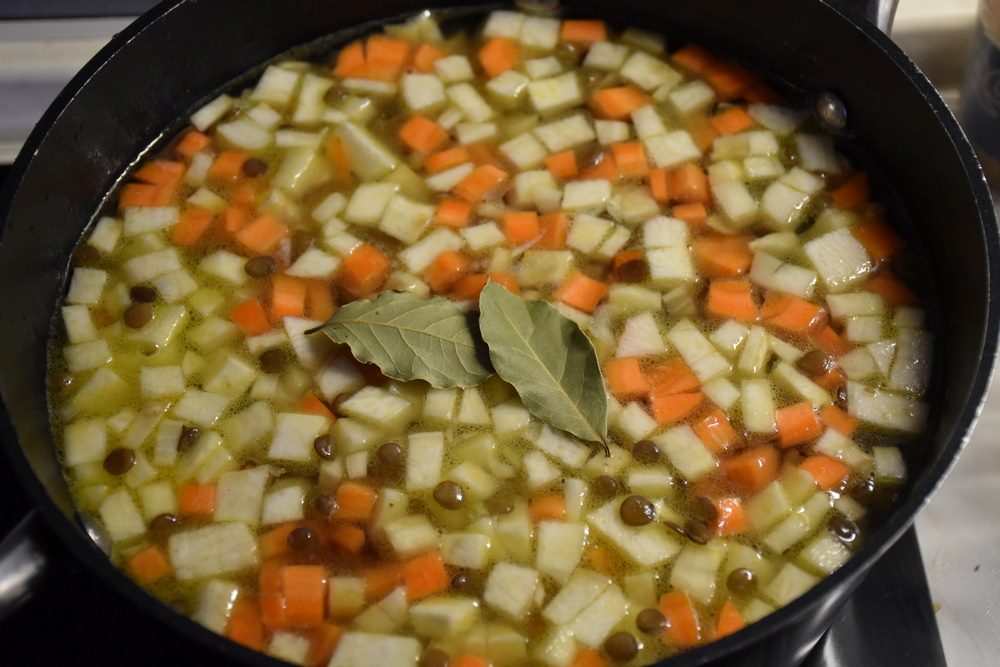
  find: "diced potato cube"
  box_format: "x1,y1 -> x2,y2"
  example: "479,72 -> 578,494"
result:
66,267 -> 108,305
566,584 -> 629,648
584,41 -> 629,70
340,386 -> 411,424
654,425 -> 717,481
402,73 -> 446,112
595,119 -> 630,145
192,579 -> 239,634
527,72 -> 583,116
536,521 -> 586,583
749,251 -> 817,299
587,499 -> 681,566
763,563 -> 820,606
487,70 -> 530,107
219,401 -> 274,454
620,51 -> 681,91
172,389 -> 230,427
442,532 -> 492,569
168,522 -> 258,580
399,228 -> 464,273
190,94 -> 233,131
644,130 -> 700,168
484,563 -> 540,619
267,413 -> 328,462
261,482 -> 306,525
435,55 -> 475,83
499,131 -> 548,170
533,114 -> 595,152
384,515 -> 440,558
525,55 -> 562,79
328,576 -> 366,618
328,632 -> 421,667
411,597 -> 480,639
562,179 -> 611,212
214,465 -> 271,525
534,424 -> 591,467
668,80 -> 716,115
449,461 -> 498,499
406,431 -> 445,491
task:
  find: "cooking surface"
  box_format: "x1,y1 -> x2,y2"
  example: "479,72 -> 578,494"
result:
0,2 -> 992,665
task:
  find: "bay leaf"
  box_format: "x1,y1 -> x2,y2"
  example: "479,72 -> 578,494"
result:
479,281 -> 608,446
311,291 -> 493,388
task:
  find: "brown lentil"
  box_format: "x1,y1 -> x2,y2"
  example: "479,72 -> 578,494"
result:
313,434 -> 335,460
287,525 -> 318,552
377,442 -> 404,471
123,302 -> 153,329
433,481 -> 465,510
632,439 -> 661,464
241,157 -> 268,177
636,607 -> 667,634
604,631 -> 639,662
259,348 -> 288,374
129,285 -> 158,303
103,448 -> 136,475
244,255 -> 276,278
727,567 -> 756,595
620,495 -> 655,526
177,425 -> 200,452
615,258 -> 649,283
829,514 -> 858,545
796,349 -> 833,376
72,244 -> 100,267
683,518 -> 715,545
149,513 -> 179,537
594,475 -> 619,497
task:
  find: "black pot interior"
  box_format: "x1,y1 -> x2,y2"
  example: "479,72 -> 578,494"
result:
0,1 -> 995,666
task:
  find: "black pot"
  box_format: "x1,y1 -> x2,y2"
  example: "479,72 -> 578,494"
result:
0,1 -> 996,666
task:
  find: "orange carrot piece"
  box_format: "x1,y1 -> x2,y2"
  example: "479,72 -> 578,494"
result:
670,163 -> 710,204
694,409 -> 738,455
364,35 -> 411,81
811,325 -> 853,356
434,198 -> 472,228
646,358 -> 700,395
761,292 -> 825,334
821,405 -> 859,437
134,160 -> 185,187
502,211 -> 541,244
706,278 -> 758,323
538,212 -> 569,249
334,40 -> 366,78
425,250 -> 472,293
425,146 -> 470,173
714,498 -> 747,536
338,243 -> 391,299
852,217 -> 905,263
530,494 -> 567,522
221,205 -> 248,235
235,214 -> 289,255
413,43 -> 447,72
571,648 -> 611,667
450,274 -> 489,301
297,392 -> 335,421
488,271 -> 520,294
364,562 -> 405,601
799,454 -> 851,491
545,150 -> 579,180
688,115 -> 721,153
561,19 -> 608,44
479,36 -> 519,77
334,481 -> 377,522
467,142 -> 502,166
659,591 -> 702,647
649,168 -> 670,204
260,590 -> 287,630
722,446 -> 780,492
554,271 -> 609,313
261,559 -> 284,593
775,402 -> 824,448
453,655 -> 492,667
612,141 -> 650,179
612,250 -> 645,279
584,546 -> 615,575
281,565 -> 327,627
270,274 -> 309,320
308,624 -> 344,667
260,523 -> 298,559
128,545 -> 171,583
711,107 -> 756,135
800,454 -> 853,490
179,483 -> 216,516
863,271 -> 918,306
453,164 -> 509,202
605,358 -> 651,401
590,85 -> 651,120
232,298 -> 273,336
704,58 -> 757,100
399,115 -> 449,154
672,44 -> 715,74
118,183 -> 161,209
207,151 -> 248,181
814,367 -> 846,392
171,206 -> 214,246
580,151 -> 619,182
175,130 -> 211,159
650,390 -> 703,425
306,279 -> 336,322
227,598 -> 265,651
403,552 -> 450,601
831,172 -> 870,209
715,600 -> 746,639
673,202 -> 708,230
745,81 -> 784,104
327,135 -> 352,183
328,523 -> 366,554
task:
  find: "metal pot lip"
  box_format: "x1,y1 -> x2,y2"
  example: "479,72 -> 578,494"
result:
1,1 -> 998,666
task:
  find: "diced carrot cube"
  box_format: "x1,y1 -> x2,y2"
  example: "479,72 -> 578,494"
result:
338,243 -> 390,299
232,298 -> 273,336
711,107 -> 755,135
590,85 -> 651,121
706,279 -> 758,323
693,409 -> 738,454
128,545 -> 171,583
538,212 -> 569,249
800,454 -> 853,490
605,358 -> 651,401
270,274 -> 308,320
179,483 -> 216,516
425,250 -> 472,293
479,36 -> 519,78
545,150 -> 579,180
235,214 -> 289,255
175,130 -> 211,160
561,19 -> 607,43
554,271 -> 609,313
722,446 -> 779,492
399,115 -> 449,154
171,206 -> 214,247
775,402 -> 823,448
403,552 -> 449,601
453,164 -> 509,202
502,211 -> 541,244
413,43 -> 447,72
611,141 -> 649,179
650,390 -> 703,425
207,151 -> 248,181
425,146 -> 470,173
281,565 -> 327,627
334,481 -> 377,522
434,198 -> 472,228
529,494 -> 566,522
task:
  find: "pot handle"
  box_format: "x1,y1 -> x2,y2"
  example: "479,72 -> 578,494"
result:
826,0 -> 900,33
0,510 -> 50,621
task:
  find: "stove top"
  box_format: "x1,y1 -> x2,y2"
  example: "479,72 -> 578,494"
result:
0,160 -> 947,664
